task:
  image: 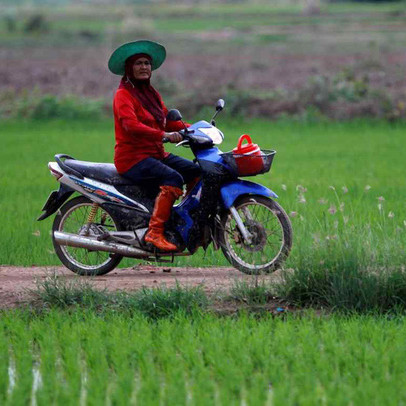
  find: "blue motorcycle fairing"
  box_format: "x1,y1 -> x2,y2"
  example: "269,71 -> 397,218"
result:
196,147 -> 223,164
220,180 -> 278,209
195,147 -> 234,174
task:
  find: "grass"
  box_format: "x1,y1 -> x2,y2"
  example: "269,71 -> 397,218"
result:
1,117 -> 405,271
2,309 -> 406,404
278,266 -> 406,313
229,279 -> 276,306
1,2 -> 406,402
33,274 -> 209,318
3,115 -> 406,311
29,268 -> 406,315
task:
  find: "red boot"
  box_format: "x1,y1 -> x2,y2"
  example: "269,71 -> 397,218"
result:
145,185 -> 183,251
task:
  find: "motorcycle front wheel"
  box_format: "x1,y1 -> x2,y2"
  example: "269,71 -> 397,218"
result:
52,196 -> 123,276
219,195 -> 292,274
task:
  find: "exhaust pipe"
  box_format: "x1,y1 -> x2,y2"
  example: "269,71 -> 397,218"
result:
54,231 -> 152,258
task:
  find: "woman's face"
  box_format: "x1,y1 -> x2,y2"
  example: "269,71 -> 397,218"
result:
132,57 -> 152,80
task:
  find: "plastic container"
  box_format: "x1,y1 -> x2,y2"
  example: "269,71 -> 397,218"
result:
232,134 -> 264,176
221,134 -> 276,177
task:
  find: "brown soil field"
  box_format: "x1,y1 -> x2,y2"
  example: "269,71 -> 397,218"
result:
2,47 -> 405,99
0,265 -> 281,309
2,45 -> 405,119
1,4 -> 406,118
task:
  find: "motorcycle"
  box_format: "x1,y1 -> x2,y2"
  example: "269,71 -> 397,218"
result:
38,99 -> 292,276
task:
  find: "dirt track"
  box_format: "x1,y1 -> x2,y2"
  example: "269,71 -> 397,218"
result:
0,265 -> 281,308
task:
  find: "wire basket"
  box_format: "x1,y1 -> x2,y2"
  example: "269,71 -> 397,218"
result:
221,149 -> 276,177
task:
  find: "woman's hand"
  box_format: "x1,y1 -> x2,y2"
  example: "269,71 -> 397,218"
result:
164,132 -> 183,143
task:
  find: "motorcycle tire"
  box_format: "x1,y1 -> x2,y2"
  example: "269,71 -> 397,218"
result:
219,195 -> 292,275
52,196 -> 123,276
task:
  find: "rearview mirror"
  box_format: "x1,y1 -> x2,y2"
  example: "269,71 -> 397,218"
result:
215,99 -> 225,111
166,109 -> 182,121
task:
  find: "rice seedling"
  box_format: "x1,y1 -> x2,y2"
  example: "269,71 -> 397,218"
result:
1,118 -> 406,311
1,310 -> 406,405
1,118 -> 405,271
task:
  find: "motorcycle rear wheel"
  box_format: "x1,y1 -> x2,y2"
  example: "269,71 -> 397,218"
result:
52,196 -> 123,276
219,195 -> 292,274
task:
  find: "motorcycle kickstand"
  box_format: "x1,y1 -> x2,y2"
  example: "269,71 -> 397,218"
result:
153,248 -> 175,263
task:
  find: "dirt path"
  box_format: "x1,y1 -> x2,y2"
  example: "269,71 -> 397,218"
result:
0,265 -> 281,308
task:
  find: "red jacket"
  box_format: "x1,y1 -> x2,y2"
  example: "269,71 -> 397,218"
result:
113,87 -> 185,174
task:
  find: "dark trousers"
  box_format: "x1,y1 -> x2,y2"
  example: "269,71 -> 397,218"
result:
122,154 -> 201,190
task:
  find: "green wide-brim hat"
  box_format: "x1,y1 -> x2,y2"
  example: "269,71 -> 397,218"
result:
108,40 -> 166,75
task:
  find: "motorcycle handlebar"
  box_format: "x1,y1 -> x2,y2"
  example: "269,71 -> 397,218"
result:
162,135 -> 184,143
163,128 -> 194,144
179,128 -> 194,136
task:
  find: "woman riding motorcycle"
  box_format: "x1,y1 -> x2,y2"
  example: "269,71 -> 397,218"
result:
108,40 -> 201,252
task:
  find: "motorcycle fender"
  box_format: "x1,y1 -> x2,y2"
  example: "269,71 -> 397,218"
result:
37,184 -> 74,221
220,180 -> 278,209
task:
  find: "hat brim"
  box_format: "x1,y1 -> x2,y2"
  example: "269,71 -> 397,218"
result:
108,40 -> 166,75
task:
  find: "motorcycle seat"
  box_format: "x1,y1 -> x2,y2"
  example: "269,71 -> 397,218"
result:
64,160 -> 133,186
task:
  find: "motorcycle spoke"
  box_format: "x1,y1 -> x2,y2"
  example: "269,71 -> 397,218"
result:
241,207 -> 253,221
58,203 -> 118,270
224,201 -> 284,269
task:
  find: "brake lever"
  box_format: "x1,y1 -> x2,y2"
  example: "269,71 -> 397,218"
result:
175,140 -> 189,148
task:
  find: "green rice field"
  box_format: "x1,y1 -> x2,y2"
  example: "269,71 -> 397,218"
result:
1,309 -> 406,405
2,2 -> 406,404
1,117 -> 405,272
